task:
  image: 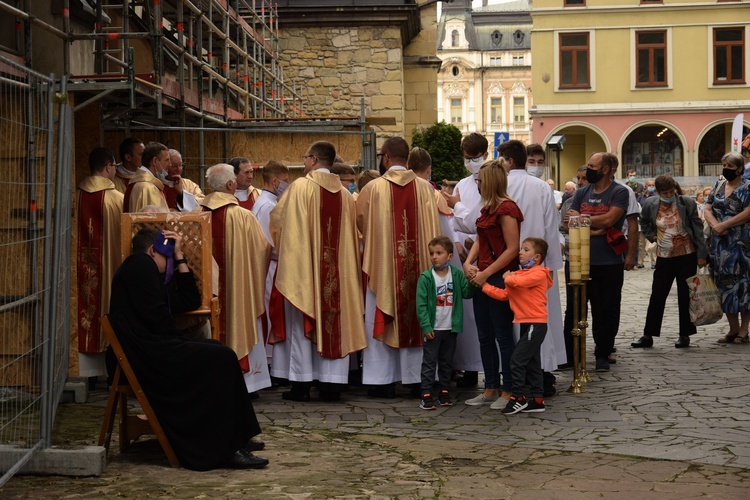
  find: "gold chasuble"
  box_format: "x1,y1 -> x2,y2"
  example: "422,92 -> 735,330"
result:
269,170 -> 367,358
201,192 -> 271,363
163,177 -> 205,210
124,169 -> 168,212
76,176 -> 123,354
357,169 -> 440,348
113,170 -> 134,194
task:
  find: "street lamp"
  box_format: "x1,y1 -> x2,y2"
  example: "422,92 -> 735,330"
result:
547,134 -> 566,188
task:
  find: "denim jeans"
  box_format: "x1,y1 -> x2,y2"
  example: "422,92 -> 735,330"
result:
473,273 -> 515,391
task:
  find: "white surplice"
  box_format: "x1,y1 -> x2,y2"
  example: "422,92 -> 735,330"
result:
447,174 -> 483,371
252,189 -> 278,364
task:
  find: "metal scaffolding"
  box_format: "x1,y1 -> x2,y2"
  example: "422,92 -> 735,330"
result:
0,0 -> 305,129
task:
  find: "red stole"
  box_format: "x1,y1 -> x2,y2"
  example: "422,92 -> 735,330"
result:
237,196 -> 255,211
316,188 -> 343,358
374,181 -> 422,348
123,183 -> 133,212
163,185 -> 179,209
77,190 -> 105,353
208,205 -> 229,347
269,267 -> 286,343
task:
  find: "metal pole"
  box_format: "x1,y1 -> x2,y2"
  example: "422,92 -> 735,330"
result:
40,76 -> 60,447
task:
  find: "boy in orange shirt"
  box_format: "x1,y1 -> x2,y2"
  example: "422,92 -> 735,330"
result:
482,237 -> 553,414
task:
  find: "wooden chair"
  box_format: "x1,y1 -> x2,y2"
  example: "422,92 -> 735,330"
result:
120,212 -> 219,339
97,315 -> 180,467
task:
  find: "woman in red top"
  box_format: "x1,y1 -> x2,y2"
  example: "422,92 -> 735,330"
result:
463,159 -> 523,406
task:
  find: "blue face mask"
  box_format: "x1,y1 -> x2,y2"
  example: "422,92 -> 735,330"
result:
647,186 -> 655,193
433,261 -> 450,271
521,257 -> 537,269
348,183 -> 356,194
660,195 -> 676,204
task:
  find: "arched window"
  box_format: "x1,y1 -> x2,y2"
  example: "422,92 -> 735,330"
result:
451,30 -> 459,47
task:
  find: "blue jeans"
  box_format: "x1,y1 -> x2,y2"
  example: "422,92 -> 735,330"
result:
473,273 -> 515,391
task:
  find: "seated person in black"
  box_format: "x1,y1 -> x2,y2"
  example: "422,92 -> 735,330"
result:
107,228 -> 268,470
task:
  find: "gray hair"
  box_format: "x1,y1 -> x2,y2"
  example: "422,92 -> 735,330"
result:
139,205 -> 169,214
168,149 -> 181,158
206,163 -> 236,192
722,152 -> 745,171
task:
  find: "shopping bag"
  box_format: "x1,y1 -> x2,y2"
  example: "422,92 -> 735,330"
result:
686,269 -> 723,326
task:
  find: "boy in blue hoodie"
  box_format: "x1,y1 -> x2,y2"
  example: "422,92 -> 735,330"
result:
416,236 -> 475,410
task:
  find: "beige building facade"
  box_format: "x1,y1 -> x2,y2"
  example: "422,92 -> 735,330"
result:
437,0 -> 533,152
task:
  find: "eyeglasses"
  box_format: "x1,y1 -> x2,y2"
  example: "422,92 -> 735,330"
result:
302,154 -> 316,160
376,153 -> 388,159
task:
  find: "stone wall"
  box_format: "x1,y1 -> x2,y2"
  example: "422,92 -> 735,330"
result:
278,27 -> 406,139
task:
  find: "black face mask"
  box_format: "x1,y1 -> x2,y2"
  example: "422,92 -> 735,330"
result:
722,168 -> 739,181
586,167 -> 602,184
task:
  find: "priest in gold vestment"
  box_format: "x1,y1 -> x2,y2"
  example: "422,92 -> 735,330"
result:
124,142 -> 170,212
113,137 -> 144,193
269,142 -> 367,402
230,157 -> 262,210
201,163 -> 272,393
356,137 -> 440,395
76,147 -> 123,378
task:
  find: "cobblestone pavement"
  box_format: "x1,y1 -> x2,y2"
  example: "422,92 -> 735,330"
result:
4,268 -> 750,498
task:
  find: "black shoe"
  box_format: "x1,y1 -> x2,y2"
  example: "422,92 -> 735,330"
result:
675,336 -> 690,348
607,355 -> 617,364
227,449 -> 269,469
437,389 -> 453,406
367,384 -> 396,399
420,393 -> 437,410
611,347 -> 617,353
631,336 -> 653,348
244,438 -> 265,452
282,390 -> 310,402
595,357 -> 610,372
543,371 -> 557,398
456,371 -> 478,388
319,390 -> 341,402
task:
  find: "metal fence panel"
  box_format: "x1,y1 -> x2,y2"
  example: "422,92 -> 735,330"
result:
0,55 -> 71,486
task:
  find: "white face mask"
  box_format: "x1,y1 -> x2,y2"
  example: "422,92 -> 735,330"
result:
464,157 -> 484,174
527,166 -> 545,178
275,180 -> 289,197
156,169 -> 168,181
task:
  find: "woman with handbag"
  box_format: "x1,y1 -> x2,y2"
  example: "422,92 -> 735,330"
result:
632,175 -> 707,349
463,159 -> 523,407
704,152 -> 750,344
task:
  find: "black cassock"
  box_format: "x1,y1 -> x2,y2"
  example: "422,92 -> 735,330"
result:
108,252 -> 261,471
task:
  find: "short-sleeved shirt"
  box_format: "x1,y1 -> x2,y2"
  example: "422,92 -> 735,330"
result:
475,200 -> 524,274
570,182 -> 630,265
432,268 -> 454,330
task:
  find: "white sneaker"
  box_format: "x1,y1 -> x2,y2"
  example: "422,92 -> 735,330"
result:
465,394 -> 498,406
490,397 -> 508,410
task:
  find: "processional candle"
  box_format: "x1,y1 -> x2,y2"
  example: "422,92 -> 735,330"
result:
569,216 -> 581,283
580,214 -> 591,279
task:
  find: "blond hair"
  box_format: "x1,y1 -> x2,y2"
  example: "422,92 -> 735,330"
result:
478,158 -> 512,213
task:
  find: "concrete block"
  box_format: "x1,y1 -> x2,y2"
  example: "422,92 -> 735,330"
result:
0,445 -> 106,477
63,379 -> 89,404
